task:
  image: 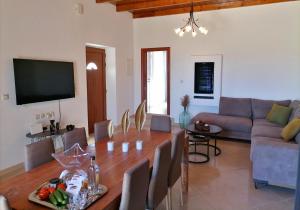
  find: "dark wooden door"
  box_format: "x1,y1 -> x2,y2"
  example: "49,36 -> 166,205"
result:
86,47 -> 106,134
141,47 -> 170,115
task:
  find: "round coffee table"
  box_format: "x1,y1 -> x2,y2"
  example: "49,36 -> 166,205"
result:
186,124 -> 222,163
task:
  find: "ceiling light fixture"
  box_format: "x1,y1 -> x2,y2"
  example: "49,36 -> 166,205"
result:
174,3 -> 208,37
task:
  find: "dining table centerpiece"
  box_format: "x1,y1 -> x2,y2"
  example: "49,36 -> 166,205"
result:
135,100 -> 146,138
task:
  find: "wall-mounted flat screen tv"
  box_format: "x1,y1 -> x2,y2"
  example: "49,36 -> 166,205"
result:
13,58 -> 75,105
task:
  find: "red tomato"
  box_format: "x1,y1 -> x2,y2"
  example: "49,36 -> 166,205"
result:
57,183 -> 66,191
38,188 -> 50,201
48,187 -> 55,194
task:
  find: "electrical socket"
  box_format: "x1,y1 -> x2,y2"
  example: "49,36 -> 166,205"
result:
41,113 -> 46,119
1,94 -> 9,101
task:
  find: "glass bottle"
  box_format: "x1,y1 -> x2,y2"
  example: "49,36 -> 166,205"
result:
94,163 -> 100,192
87,156 -> 96,192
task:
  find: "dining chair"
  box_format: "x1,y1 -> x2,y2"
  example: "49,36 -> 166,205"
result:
168,130 -> 185,209
0,195 -> 11,210
119,159 -> 150,210
24,138 -> 55,172
147,140 -> 172,210
150,114 -> 172,133
62,127 -> 88,151
94,120 -> 110,142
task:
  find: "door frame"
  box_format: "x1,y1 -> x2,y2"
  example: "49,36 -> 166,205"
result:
141,47 -> 170,115
86,46 -> 107,134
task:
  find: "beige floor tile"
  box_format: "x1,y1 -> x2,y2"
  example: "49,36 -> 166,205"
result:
164,140 -> 295,210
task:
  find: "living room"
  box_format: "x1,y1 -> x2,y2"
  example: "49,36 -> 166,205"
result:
0,0 -> 299,210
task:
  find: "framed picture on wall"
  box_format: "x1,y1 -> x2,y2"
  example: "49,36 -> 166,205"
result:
191,55 -> 223,106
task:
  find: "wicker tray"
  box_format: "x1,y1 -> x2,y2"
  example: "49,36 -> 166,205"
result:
28,182 -> 108,210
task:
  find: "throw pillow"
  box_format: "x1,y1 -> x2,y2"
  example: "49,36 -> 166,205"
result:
289,100 -> 300,121
266,104 -> 292,126
281,118 -> 300,141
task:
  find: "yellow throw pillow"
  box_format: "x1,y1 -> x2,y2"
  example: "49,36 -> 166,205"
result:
281,118 -> 300,141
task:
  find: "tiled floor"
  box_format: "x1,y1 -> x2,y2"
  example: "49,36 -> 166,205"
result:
157,140 -> 295,210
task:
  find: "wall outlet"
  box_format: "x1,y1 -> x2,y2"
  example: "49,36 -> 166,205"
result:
1,94 -> 9,101
41,113 -> 46,119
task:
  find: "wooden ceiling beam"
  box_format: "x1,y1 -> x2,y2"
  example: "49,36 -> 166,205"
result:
96,0 -> 116,3
116,0 -> 208,12
96,0 -> 146,4
132,0 -> 295,18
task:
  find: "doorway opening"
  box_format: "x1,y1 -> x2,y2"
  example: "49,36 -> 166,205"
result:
86,47 -> 107,134
141,47 -> 170,115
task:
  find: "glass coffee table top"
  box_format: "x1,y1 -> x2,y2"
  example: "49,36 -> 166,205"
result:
186,124 -> 222,136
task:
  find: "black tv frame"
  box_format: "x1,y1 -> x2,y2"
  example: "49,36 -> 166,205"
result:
13,58 -> 75,105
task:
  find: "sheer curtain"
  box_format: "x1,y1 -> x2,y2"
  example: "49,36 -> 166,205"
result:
147,51 -> 167,114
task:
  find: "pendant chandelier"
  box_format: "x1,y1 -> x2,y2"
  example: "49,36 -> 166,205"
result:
174,3 -> 208,37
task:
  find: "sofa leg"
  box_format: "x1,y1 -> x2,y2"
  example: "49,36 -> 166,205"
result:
254,179 -> 268,189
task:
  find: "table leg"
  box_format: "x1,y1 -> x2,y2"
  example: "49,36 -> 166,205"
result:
207,138 -> 210,157
214,135 -> 217,155
181,134 -> 189,193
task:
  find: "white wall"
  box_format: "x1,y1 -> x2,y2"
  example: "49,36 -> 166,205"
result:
0,0 -> 133,170
133,2 -> 300,120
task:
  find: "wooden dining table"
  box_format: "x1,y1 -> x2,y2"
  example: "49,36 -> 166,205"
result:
0,128 -> 189,210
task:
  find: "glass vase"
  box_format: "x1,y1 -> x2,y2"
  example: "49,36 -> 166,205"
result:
179,108 -> 191,129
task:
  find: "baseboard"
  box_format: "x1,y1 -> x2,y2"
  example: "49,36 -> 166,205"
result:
0,162 -> 24,182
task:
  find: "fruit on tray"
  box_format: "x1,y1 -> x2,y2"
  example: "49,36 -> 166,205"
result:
37,187 -> 50,201
57,183 -> 66,191
36,178 -> 69,208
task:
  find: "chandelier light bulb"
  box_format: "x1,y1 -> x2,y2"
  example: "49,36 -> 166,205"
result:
199,26 -> 208,35
199,26 -> 204,33
179,30 -> 184,37
174,28 -> 181,34
185,25 -> 192,32
192,31 -> 197,37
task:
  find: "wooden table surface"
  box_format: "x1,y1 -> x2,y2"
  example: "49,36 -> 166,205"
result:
0,128 -> 189,210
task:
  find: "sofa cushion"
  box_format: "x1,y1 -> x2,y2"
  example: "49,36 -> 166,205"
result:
251,125 -> 283,139
250,136 -> 282,160
281,119 -> 300,142
253,119 -> 281,127
266,104 -> 292,126
219,97 -> 252,118
289,100 -> 300,121
192,112 -> 252,133
251,99 -> 291,119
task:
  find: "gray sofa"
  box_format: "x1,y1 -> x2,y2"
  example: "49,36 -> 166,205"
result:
192,97 -> 300,188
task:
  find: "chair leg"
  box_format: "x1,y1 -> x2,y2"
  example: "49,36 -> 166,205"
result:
166,194 -> 170,210
168,188 -> 172,210
180,176 -> 184,206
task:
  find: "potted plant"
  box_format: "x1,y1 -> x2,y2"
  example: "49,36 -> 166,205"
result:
179,95 -> 191,129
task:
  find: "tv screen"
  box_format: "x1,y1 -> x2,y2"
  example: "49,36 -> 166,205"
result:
13,58 -> 75,105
